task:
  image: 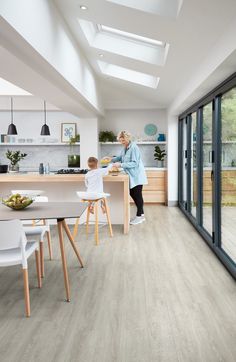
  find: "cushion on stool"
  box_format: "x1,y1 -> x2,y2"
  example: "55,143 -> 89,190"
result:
76,191 -> 110,201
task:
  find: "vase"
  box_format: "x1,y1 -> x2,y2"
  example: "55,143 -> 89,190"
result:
9,163 -> 19,173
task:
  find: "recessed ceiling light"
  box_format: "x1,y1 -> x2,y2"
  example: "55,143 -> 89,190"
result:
99,54 -> 104,58
80,5 -> 88,10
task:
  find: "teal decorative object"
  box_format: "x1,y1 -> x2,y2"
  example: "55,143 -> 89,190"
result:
144,124 -> 157,136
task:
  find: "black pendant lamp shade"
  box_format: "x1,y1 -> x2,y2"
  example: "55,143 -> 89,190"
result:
40,101 -> 50,136
7,97 -> 18,135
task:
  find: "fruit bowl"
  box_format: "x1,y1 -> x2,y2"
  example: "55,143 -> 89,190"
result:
2,194 -> 33,210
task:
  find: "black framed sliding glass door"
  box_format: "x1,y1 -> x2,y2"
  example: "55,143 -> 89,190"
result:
220,88 -> 236,263
178,73 -> 236,279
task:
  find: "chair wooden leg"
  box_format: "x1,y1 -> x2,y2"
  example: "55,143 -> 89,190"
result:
22,268 -> 30,317
104,199 -> 113,237
86,207 -> 90,236
43,219 -> 53,260
35,250 -> 42,288
94,202 -> 99,245
73,218 -> 80,239
39,241 -> 44,278
57,220 -> 70,302
46,231 -> 53,260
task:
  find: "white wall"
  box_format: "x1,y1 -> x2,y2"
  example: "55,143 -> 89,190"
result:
0,0 -> 103,116
100,109 -> 168,167
167,114 -> 178,205
0,111 -> 99,169
101,109 -> 167,138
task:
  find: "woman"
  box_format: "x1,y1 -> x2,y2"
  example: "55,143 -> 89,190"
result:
108,130 -> 147,225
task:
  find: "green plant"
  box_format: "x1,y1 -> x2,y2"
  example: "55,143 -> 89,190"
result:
69,134 -> 80,145
6,150 -> 27,166
154,145 -> 166,161
99,131 -> 116,142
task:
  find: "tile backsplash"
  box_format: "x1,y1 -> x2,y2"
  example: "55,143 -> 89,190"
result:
0,145 -> 80,171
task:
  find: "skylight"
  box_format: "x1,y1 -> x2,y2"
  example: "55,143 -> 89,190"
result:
98,61 -> 159,89
79,19 -> 169,66
97,25 -> 165,48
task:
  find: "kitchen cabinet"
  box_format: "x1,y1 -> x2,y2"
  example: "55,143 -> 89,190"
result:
130,169 -> 167,204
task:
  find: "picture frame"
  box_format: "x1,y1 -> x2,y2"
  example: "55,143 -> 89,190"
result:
61,123 -> 76,143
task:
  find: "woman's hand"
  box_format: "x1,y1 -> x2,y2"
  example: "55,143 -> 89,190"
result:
113,162 -> 121,168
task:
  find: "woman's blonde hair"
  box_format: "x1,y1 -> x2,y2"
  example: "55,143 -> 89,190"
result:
117,130 -> 132,142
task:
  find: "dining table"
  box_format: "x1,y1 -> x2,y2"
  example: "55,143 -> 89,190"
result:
0,201 -> 87,302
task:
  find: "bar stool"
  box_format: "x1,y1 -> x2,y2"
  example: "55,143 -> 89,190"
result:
74,192 -> 113,245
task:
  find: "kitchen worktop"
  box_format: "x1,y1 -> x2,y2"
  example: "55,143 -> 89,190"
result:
0,172 -> 129,182
0,171 -> 130,233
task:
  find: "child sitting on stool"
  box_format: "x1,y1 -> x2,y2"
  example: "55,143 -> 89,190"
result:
85,157 -> 112,213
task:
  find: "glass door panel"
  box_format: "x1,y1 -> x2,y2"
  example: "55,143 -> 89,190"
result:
202,103 -> 213,235
191,112 -> 197,218
182,119 -> 188,208
221,89 -> 236,262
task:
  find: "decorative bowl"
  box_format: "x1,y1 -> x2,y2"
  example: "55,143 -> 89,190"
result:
2,194 -> 33,210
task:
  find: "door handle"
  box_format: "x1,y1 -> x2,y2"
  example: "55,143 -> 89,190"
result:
211,170 -> 214,181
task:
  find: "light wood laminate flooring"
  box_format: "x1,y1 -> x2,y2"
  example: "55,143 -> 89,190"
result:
0,206 -> 235,362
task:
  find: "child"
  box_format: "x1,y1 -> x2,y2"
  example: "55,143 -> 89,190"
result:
85,157 -> 112,213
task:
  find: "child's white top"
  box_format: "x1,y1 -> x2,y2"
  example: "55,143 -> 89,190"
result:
85,165 -> 112,193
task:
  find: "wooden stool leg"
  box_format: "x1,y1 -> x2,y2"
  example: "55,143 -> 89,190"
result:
73,218 -> 80,239
22,268 -> 30,317
104,199 -> 113,237
35,250 -> 42,288
39,241 -> 44,278
86,207 -> 90,236
95,201 -> 99,245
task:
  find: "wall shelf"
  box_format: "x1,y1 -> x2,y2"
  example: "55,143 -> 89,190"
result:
0,143 -> 80,146
100,141 -> 166,145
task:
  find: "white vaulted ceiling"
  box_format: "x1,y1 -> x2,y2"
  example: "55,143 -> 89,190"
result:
53,0 -> 236,110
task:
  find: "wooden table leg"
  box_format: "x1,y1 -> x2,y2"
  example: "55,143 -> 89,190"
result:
62,219 -> 84,268
57,220 -> 70,302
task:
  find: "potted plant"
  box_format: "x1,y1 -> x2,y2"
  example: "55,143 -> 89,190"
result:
6,150 -> 27,172
99,131 -> 116,142
68,134 -> 80,167
154,145 -> 166,168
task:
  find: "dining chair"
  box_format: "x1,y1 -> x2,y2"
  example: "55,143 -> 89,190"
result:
74,191 -> 113,245
11,191 -> 53,278
22,196 -> 53,278
0,219 -> 41,317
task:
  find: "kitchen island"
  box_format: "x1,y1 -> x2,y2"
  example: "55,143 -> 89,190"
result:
0,173 -> 130,233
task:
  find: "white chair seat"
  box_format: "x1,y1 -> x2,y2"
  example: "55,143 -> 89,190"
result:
76,191 -> 110,200
0,241 -> 38,267
23,225 -> 49,236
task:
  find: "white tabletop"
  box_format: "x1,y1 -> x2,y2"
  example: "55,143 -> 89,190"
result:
0,202 -> 87,221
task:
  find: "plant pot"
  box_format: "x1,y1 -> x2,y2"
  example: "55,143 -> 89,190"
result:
68,155 -> 80,168
9,163 -> 19,173
157,160 -> 164,168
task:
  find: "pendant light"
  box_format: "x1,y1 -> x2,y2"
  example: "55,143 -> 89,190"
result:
40,100 -> 50,135
7,97 -> 18,135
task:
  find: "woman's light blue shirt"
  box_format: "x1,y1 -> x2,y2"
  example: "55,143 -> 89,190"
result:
112,142 -> 147,189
